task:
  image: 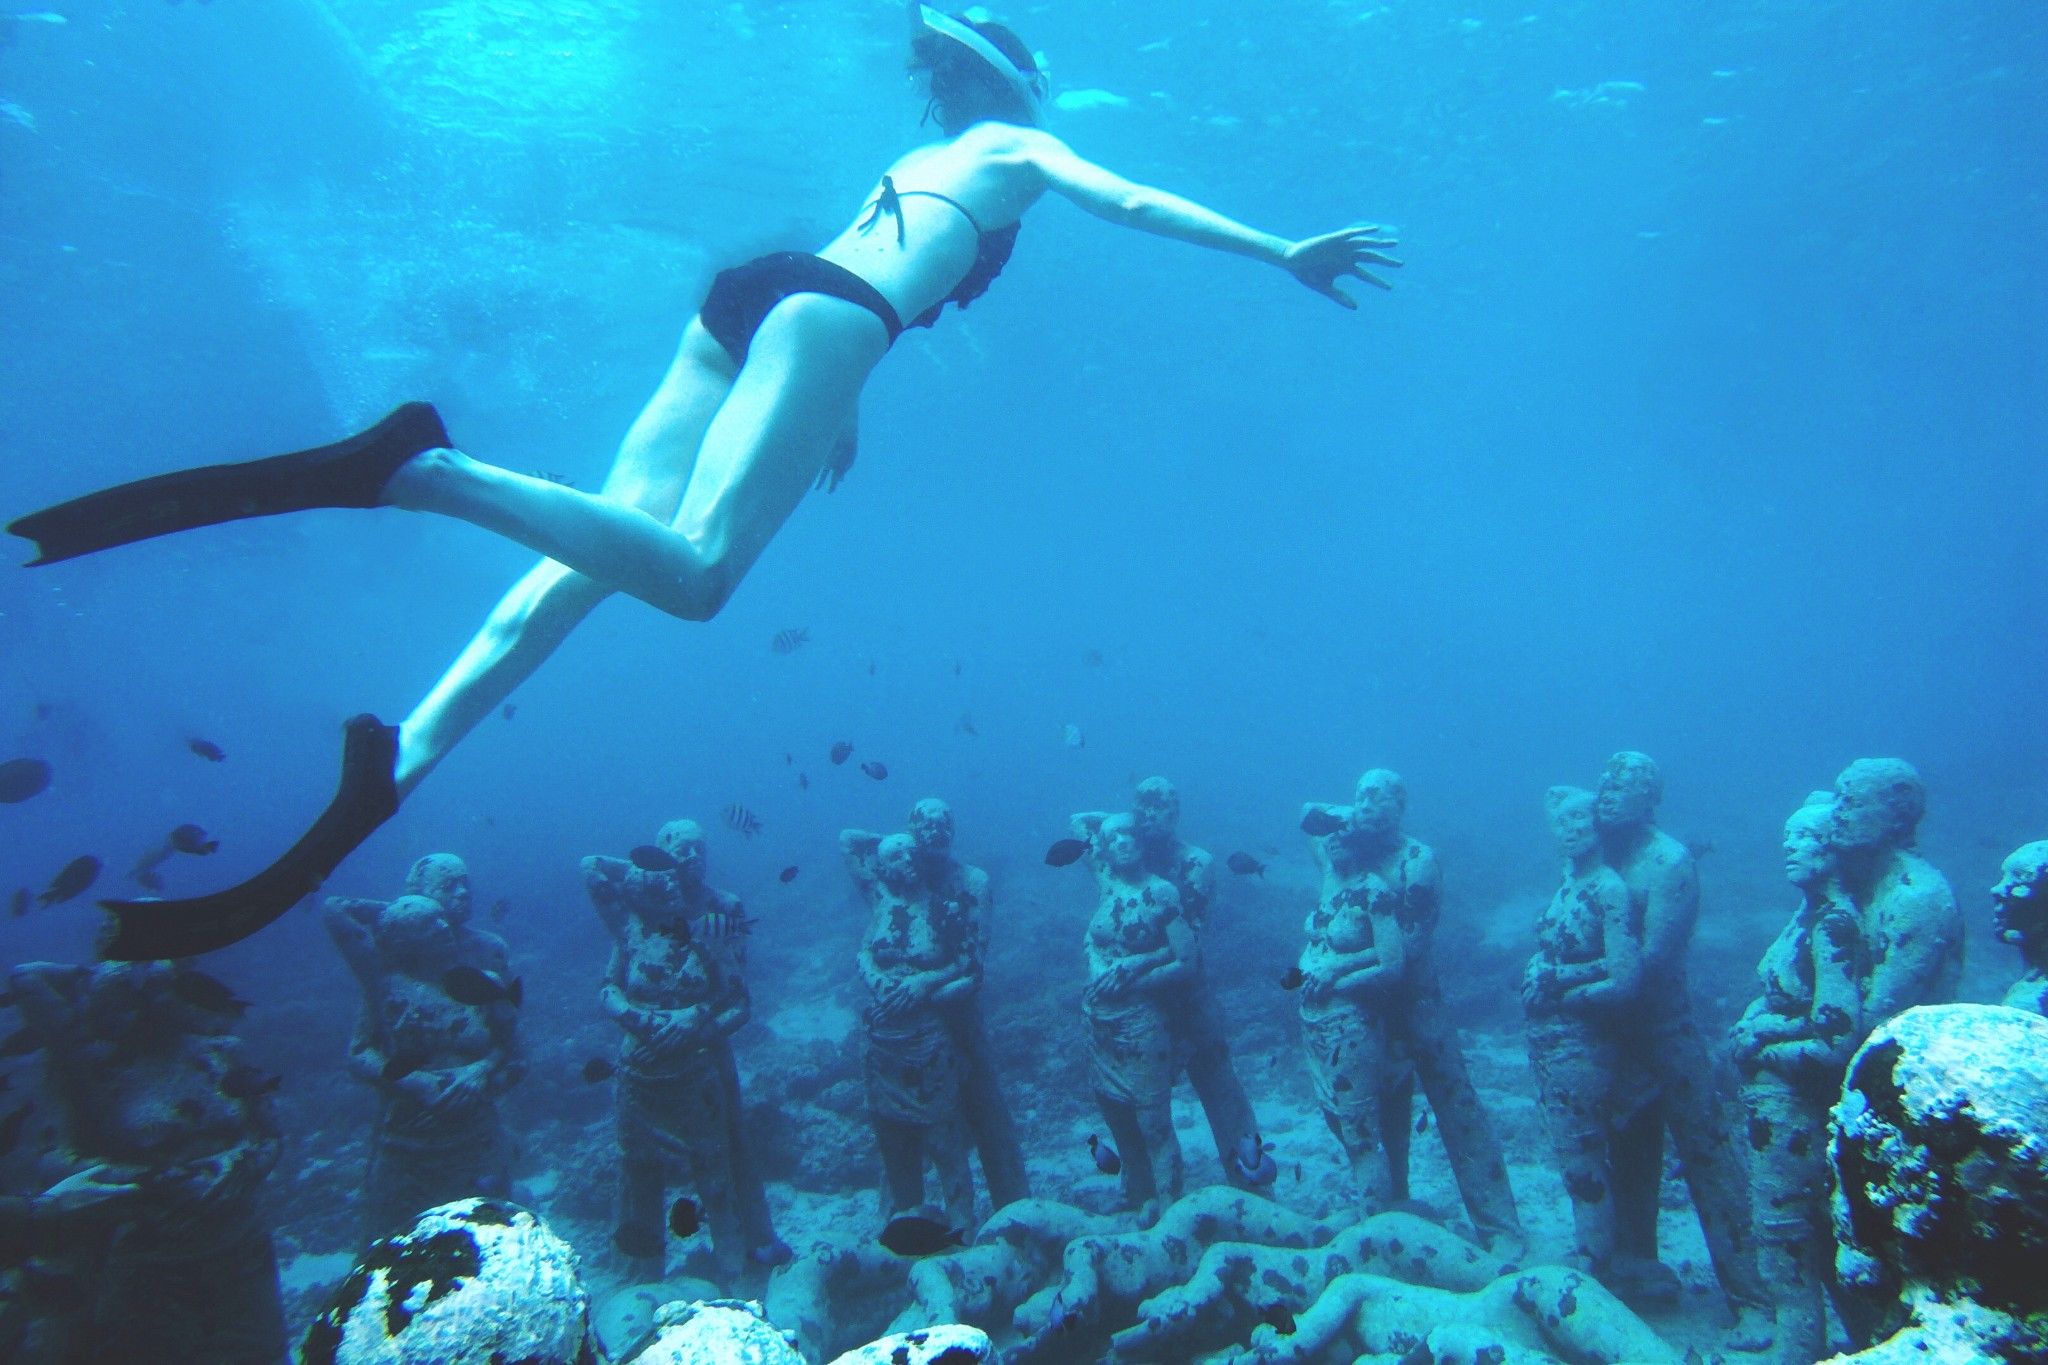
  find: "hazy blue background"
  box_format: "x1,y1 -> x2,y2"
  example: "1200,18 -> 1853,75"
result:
3,0 -> 2043,1029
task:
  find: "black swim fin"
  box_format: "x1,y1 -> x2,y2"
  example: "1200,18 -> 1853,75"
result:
9,402 -> 450,567
99,714 -> 401,961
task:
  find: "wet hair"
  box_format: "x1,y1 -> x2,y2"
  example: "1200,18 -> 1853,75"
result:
910,13 -> 1040,133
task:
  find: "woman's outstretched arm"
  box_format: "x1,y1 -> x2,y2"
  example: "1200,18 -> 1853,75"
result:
1016,129 -> 1400,307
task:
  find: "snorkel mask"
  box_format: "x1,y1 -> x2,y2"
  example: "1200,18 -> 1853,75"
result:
908,3 -> 1049,127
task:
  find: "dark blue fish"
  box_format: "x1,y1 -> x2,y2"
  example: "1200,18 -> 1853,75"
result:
1232,1134 -> 1278,1187
778,865 -> 799,884
770,627 -> 810,655
168,823 -> 219,855
582,1057 -> 616,1084
1044,838 -> 1090,868
186,738 -> 226,762
38,856 -> 99,907
667,1197 -> 701,1238
878,1213 -> 964,1257
630,844 -> 678,873
0,757 -> 52,803
1300,807 -> 1345,837
441,966 -> 522,1009
1226,852 -> 1266,877
860,761 -> 889,781
1087,1133 -> 1121,1175
830,741 -> 853,765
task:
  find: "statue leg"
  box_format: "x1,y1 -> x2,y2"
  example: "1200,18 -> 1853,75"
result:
1177,987 -> 1260,1189
1404,989 -> 1523,1250
1528,1017 -> 1619,1269
1743,1073 -> 1832,1364
945,996 -> 1031,1207
1095,1094 -> 1159,1211
1380,1069 -> 1416,1205
1136,1096 -> 1185,1211
1656,1015 -> 1771,1342
928,1118 -> 979,1231
616,1078 -> 671,1282
872,1115 -> 929,1217
712,1038 -> 782,1254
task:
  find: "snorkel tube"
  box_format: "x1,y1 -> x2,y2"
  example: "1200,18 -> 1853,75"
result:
908,2 -> 1048,126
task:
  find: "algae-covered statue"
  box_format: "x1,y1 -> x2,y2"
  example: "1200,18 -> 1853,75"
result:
584,818 -> 787,1272
1823,1003 -> 2048,1363
324,884 -> 524,1244
1300,770 -> 1521,1254
1993,840 -> 2048,1015
1828,758 -> 1963,1023
586,820 -> 761,1283
1593,750 -> 1771,1343
1072,777 -> 1259,1191
1730,792 -> 1869,1365
8,959 -> 287,1363
1522,784 -> 1639,1273
1080,813 -> 1198,1222
844,830 -> 979,1229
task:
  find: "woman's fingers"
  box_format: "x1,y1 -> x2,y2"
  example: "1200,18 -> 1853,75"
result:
1348,266 -> 1394,291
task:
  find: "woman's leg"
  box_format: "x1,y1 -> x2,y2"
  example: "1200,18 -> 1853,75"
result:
385,298 -> 884,621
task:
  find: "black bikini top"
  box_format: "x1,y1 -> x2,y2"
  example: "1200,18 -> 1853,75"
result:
859,175 -> 1020,331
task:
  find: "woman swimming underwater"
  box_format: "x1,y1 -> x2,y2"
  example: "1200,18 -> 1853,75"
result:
10,5 -> 1399,959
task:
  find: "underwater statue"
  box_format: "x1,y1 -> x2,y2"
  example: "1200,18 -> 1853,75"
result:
903,799 -> 1030,1207
300,1196 -> 995,1365
1299,769 -> 1522,1254
7,960 -> 287,1364
1828,758 -> 1963,1023
585,822 -> 757,1285
584,818 -> 786,1269
323,890 -> 524,1245
1522,784 -> 1638,1273
1729,792 -> 1870,1365
1592,750 -> 1772,1344
1823,1003 -> 2048,1363
1072,777 -> 1259,1192
843,830 -> 979,1230
1078,813 -> 1199,1222
1993,840 -> 2048,1015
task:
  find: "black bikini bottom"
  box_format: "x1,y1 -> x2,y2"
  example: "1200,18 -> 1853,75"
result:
698,252 -> 904,366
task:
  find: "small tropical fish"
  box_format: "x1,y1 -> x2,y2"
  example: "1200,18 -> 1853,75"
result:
9,888 -> 30,917
582,1057 -> 616,1084
1300,807 -> 1345,837
221,1065 -> 282,1101
0,1029 -> 41,1058
860,761 -> 889,781
667,1197 -> 702,1238
1087,1133 -> 1121,1175
1260,1304 -> 1296,1336
726,804 -> 763,838
778,865 -> 799,884
797,772 -> 809,790
956,713 -> 978,737
770,627 -> 811,655
529,470 -> 577,487
1415,1109 -> 1431,1135
489,897 -> 511,923
38,856 -> 100,907
501,703 -> 516,721
1232,1134 -> 1278,1187
441,966 -> 523,1008
169,969 -> 249,1017
865,659 -> 877,676
630,844 -> 679,873
952,660 -> 963,676
0,757 -> 52,803
614,1223 -> 664,1260
187,738 -> 226,762
878,1213 -> 964,1257
1226,852 -> 1266,877
830,741 -> 854,765
0,1102 -> 31,1157
1044,838 -> 1090,868
168,823 -> 219,855
1062,723 -> 1085,748
1278,966 -> 1305,991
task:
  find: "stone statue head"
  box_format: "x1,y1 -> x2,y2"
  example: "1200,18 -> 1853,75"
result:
655,819 -> 708,885
1543,785 -> 1599,859
377,894 -> 459,969
1782,792 -> 1840,890
1098,813 -> 1145,875
406,853 -> 472,923
1830,758 -> 1926,854
1830,1004 -> 2048,1328
1132,778 -> 1180,843
1595,752 -> 1663,831
1992,841 -> 2048,947
908,799 -> 955,858
1347,769 -> 1407,842
875,834 -> 920,893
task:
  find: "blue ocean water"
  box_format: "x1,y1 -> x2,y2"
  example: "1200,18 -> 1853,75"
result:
1,0 -> 2044,1352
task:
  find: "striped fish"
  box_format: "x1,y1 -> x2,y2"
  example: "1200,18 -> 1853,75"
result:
726,804 -> 763,838
770,627 -> 810,655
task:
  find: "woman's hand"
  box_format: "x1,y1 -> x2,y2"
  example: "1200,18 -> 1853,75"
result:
1283,226 -> 1401,308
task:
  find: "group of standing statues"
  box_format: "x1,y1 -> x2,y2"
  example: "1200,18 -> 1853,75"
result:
6,748 -> 2045,1362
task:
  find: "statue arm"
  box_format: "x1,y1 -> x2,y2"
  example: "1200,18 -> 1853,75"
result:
1759,905 -> 1868,1075
1632,855 -> 1698,983
581,856 -> 632,938
1136,912 -> 1198,994
1861,881 -> 1961,1023
1563,880 -> 1643,1013
1333,899 -> 1406,997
